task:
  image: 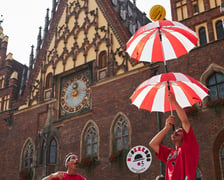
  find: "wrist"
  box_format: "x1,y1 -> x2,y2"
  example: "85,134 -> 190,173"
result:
163,125 -> 171,132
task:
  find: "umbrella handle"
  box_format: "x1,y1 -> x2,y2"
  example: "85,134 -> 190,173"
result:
170,102 -> 175,131
168,83 -> 175,131
172,125 -> 175,131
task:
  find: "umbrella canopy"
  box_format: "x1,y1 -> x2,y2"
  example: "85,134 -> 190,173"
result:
126,20 -> 198,63
130,72 -> 208,113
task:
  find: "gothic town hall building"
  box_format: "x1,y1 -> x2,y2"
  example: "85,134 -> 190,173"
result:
0,0 -> 224,179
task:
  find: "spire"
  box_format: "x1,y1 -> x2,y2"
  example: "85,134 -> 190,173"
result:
29,45 -> 34,68
44,9 -> 50,39
26,45 -> 34,83
0,15 -> 4,26
51,0 -> 57,18
0,15 -> 4,39
19,65 -> 28,95
36,27 -> 42,58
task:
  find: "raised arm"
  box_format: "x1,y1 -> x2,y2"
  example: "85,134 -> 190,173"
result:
149,115 -> 175,154
168,91 -> 190,133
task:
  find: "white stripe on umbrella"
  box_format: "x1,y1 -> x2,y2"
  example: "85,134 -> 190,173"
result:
139,32 -> 160,61
131,85 -> 155,108
162,30 -> 196,59
172,82 -> 193,108
150,84 -> 166,112
179,81 -> 208,100
161,32 -> 177,60
127,30 -> 157,61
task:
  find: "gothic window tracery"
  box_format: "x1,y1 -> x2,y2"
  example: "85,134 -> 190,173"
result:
113,115 -> 129,151
221,145 -> 224,178
206,72 -> 224,99
49,138 -> 57,164
23,141 -> 34,169
84,124 -> 98,157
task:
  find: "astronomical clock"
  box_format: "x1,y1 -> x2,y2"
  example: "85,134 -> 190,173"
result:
59,65 -> 92,119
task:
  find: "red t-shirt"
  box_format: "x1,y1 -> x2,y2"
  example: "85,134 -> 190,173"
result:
52,173 -> 86,180
156,127 -> 199,180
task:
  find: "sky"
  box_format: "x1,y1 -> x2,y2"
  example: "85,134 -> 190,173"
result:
0,0 -> 171,65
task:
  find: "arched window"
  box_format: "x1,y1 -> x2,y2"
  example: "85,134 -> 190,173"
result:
216,20 -> 224,40
39,139 -> 46,165
46,73 -> 53,89
23,141 -> 33,168
49,138 -> 57,164
20,140 -> 33,180
199,27 -> 207,46
98,51 -> 107,69
207,72 -> 224,99
0,75 -> 4,88
120,4 -> 127,20
193,4 -> 199,13
97,51 -> 107,80
84,125 -> 98,157
196,168 -> 202,179
112,0 -> 118,6
113,115 -> 129,151
0,95 -> 10,111
221,145 -> 224,178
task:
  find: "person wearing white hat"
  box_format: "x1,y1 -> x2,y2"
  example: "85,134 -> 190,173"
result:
42,152 -> 86,180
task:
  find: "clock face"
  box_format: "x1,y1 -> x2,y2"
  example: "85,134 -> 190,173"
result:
60,74 -> 91,116
65,80 -> 86,107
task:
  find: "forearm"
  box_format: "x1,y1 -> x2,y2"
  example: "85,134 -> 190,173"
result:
172,101 -> 187,121
172,100 -> 190,132
149,126 -> 170,154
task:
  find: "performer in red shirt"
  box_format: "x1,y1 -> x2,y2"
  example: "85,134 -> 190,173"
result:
42,153 -> 86,180
149,92 -> 199,180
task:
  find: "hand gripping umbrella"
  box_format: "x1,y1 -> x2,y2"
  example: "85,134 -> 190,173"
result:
130,72 -> 209,129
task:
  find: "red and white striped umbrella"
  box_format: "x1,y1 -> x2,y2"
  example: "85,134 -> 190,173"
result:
126,20 -> 198,63
130,72 -> 209,112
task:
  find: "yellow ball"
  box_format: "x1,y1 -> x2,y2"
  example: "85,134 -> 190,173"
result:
149,5 -> 166,21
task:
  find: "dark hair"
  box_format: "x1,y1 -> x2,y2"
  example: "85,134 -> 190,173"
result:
64,152 -> 76,168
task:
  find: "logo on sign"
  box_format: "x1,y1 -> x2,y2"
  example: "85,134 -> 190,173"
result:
126,145 -> 152,174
